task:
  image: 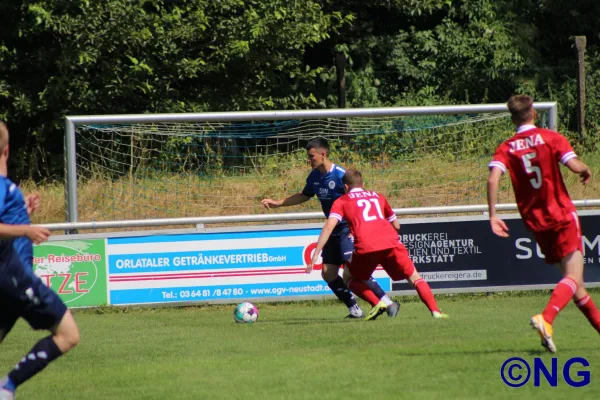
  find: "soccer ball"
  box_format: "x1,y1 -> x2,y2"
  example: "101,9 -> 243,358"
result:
233,302 -> 259,323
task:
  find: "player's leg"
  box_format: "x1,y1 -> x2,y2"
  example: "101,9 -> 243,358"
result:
563,227 -> 600,334
0,258 -> 24,398
343,267 -> 399,316
530,221 -> 582,352
343,267 -> 379,307
554,238 -> 600,335
530,252 -> 580,353
0,298 -> 19,345
0,311 -> 19,396
339,233 -> 393,311
572,285 -> 600,334
364,277 -> 390,302
50,310 -> 80,353
346,252 -> 388,321
0,315 -> 18,399
0,314 -> 18,345
364,276 -> 401,317
322,263 -> 362,318
407,270 -> 448,318
321,235 -> 363,318
0,256 -> 23,346
3,311 -> 79,396
540,251 -> 583,325
1,269 -> 79,396
343,264 -> 396,308
382,245 -> 447,318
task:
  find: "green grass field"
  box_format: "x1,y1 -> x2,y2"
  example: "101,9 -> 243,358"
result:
1,292 -> 599,399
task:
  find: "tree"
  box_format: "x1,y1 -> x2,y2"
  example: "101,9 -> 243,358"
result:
320,0 -> 531,107
0,0 -> 351,179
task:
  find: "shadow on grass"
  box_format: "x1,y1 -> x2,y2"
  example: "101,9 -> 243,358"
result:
398,346 -> 598,357
256,317 -> 360,325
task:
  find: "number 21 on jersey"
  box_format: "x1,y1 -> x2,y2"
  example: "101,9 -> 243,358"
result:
357,199 -> 384,221
521,152 -> 542,189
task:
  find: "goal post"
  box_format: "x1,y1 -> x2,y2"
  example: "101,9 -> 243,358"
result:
64,103 -> 559,226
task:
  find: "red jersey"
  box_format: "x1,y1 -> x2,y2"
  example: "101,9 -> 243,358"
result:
329,188 -> 399,254
488,125 -> 577,232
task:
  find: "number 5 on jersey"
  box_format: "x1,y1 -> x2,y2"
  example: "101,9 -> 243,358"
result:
357,198 -> 384,221
522,152 -> 542,189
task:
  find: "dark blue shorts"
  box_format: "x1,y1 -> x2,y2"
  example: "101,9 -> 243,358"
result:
0,247 -> 67,335
321,231 -> 354,266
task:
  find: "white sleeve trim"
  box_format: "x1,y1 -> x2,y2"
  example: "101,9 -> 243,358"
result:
329,213 -> 343,222
488,161 -> 506,173
387,215 -> 397,222
560,151 -> 576,165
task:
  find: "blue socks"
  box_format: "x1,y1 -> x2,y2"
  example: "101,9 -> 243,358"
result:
327,276 -> 358,308
365,277 -> 387,299
8,336 -> 63,389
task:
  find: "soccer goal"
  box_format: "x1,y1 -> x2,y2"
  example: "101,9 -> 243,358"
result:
63,103 -> 559,228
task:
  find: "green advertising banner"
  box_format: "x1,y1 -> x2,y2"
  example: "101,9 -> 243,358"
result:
33,239 -> 108,307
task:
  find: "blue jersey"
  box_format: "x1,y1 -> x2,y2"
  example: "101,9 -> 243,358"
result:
0,177 -> 33,269
302,163 -> 349,235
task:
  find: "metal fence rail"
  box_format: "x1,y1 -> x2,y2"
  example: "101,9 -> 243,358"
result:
43,198 -> 600,231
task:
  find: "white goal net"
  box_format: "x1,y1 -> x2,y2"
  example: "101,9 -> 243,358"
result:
68,107 -> 553,223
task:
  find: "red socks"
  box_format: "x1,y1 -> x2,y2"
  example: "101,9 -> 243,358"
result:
348,279 -> 379,307
414,278 -> 440,313
542,277 -> 577,324
575,294 -> 600,334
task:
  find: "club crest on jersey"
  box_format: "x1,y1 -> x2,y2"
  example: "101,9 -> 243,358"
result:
509,133 -> 545,152
328,181 -> 336,189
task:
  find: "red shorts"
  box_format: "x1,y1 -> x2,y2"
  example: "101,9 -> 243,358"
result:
533,212 -> 582,264
348,244 -> 415,281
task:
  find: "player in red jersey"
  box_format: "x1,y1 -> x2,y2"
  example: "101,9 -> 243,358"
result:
487,94 -> 599,352
307,169 -> 448,320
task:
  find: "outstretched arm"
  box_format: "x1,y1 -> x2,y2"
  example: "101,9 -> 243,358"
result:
0,223 -> 51,244
565,158 -> 591,184
261,193 -> 311,209
487,167 -> 510,238
307,217 -> 338,273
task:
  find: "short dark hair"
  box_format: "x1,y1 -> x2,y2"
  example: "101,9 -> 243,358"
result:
507,95 -> 535,125
342,168 -> 363,188
305,137 -> 330,156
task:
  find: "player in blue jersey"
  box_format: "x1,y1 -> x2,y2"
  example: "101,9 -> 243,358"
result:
0,120 -> 80,400
261,137 -> 399,319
